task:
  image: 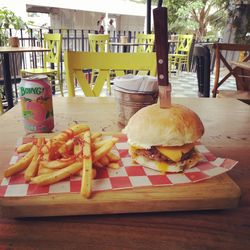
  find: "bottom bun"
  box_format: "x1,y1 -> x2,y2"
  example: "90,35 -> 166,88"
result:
131,150 -> 201,173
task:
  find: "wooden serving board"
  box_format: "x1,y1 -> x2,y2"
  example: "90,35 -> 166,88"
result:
0,173 -> 240,218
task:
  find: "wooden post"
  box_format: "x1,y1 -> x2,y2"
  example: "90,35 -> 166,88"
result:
146,0 -> 151,34
213,44 -> 220,97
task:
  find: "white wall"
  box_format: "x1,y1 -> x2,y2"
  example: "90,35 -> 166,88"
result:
118,15 -> 144,32
50,9 -> 144,33
50,9 -> 101,30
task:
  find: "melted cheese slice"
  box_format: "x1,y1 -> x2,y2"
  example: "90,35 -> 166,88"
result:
156,162 -> 169,172
131,145 -> 144,150
156,143 -> 194,162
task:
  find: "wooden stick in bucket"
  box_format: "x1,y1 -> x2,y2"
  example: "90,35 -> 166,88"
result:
153,1 -> 171,108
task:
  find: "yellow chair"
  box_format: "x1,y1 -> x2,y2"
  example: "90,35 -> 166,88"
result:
169,34 -> 193,74
64,52 -> 157,97
88,34 -> 110,52
20,33 -> 63,96
135,33 -> 155,53
88,34 -> 111,93
134,34 -> 155,75
0,95 -> 3,115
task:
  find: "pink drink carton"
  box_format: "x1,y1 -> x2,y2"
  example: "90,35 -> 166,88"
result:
19,75 -> 54,133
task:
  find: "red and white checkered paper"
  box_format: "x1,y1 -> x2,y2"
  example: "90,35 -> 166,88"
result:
0,134 -> 238,197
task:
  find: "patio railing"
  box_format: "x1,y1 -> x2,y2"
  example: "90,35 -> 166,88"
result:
0,28 -> 143,79
0,27 -> 215,111
0,27 -> 145,102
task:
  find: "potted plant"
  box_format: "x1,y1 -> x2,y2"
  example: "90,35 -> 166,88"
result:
0,7 -> 28,47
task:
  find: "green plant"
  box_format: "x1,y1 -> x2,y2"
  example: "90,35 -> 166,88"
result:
230,3 -> 250,44
0,7 -> 28,45
131,0 -> 230,41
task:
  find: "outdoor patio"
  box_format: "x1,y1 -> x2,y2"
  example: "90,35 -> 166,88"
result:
64,70 -> 237,98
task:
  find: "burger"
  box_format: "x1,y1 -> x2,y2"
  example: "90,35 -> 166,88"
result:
123,103 -> 204,173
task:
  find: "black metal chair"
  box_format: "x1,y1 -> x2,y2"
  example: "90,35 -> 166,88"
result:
193,44 -> 211,97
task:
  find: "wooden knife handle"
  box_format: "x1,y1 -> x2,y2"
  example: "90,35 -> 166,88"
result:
153,7 -> 169,86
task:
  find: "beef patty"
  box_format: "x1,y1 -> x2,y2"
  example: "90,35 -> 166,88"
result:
135,147 -> 194,163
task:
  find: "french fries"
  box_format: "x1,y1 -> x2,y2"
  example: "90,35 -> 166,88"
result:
91,132 -> 102,141
40,158 -> 76,169
52,124 -> 90,142
93,140 -> 115,163
4,145 -> 36,177
16,142 -> 33,153
93,138 -> 119,151
98,155 -> 110,166
108,163 -> 120,169
80,130 -> 93,198
24,145 -> 40,181
4,124 -> 121,199
31,162 -> 82,185
107,151 -> 120,162
37,166 -> 56,175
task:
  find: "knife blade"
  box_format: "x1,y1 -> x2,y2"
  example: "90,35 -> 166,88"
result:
153,6 -> 171,108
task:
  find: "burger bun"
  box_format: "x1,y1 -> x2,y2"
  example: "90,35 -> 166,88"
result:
124,103 -> 204,149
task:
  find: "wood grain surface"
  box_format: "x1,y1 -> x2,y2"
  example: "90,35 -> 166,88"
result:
0,97 -> 250,249
0,47 -> 50,53
0,174 -> 241,218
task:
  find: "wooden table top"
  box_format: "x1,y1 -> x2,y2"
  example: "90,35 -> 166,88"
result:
0,46 -> 50,53
0,96 -> 250,249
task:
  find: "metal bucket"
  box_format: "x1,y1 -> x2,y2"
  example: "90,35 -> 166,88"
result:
114,86 -> 158,126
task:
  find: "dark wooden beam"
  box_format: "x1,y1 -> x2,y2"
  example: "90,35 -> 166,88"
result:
147,0 -> 151,34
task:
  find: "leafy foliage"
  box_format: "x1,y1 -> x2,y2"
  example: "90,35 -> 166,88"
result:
0,7 -> 28,45
0,7 -> 28,30
131,0 -> 230,41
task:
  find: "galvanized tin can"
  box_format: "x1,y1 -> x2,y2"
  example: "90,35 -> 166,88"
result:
19,75 -> 54,133
114,86 -> 158,126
